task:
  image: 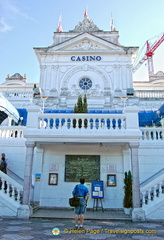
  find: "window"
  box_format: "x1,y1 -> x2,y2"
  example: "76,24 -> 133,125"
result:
79,78 -> 92,90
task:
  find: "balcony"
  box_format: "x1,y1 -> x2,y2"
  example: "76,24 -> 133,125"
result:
20,108 -> 141,143
1,123 -> 164,145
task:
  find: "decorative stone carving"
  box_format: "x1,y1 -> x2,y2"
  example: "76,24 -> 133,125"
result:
63,66 -> 85,86
105,66 -> 113,73
60,66 -> 68,73
68,86 -> 104,97
87,65 -> 109,87
40,65 -> 46,71
72,17 -> 100,32
52,65 -> 59,70
72,41 -> 101,50
62,65 -> 111,95
32,97 -> 58,107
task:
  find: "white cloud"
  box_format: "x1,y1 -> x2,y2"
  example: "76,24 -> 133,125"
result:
0,18 -> 12,32
0,0 -> 36,22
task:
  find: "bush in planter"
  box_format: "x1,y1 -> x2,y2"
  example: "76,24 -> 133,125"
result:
123,171 -> 133,209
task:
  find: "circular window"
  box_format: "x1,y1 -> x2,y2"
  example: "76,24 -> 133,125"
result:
79,78 -> 92,90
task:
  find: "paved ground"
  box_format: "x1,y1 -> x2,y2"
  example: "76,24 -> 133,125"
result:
0,217 -> 164,240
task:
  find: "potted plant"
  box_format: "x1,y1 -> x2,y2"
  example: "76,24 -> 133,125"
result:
123,170 -> 133,214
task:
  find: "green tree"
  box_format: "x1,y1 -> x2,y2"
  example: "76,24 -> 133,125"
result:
83,94 -> 88,113
73,94 -> 88,128
123,171 -> 133,208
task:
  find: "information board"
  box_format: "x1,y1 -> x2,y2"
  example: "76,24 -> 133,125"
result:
65,155 -> 100,182
92,181 -> 104,199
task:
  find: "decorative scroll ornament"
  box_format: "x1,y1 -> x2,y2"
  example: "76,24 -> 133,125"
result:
72,17 -> 100,32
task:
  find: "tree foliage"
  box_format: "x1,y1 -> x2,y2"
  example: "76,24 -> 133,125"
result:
74,94 -> 88,113
74,94 -> 88,128
123,171 -> 133,208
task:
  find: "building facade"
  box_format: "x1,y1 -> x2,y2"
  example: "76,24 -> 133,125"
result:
0,14 -> 164,220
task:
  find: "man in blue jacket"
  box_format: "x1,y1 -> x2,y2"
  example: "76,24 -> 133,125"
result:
72,177 -> 89,230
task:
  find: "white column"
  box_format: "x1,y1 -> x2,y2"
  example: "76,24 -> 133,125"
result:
33,148 -> 44,202
7,116 -> 12,126
121,65 -> 127,90
122,146 -> 131,173
129,142 -> 140,208
129,142 -> 145,221
126,64 -> 133,88
23,141 -> 36,205
114,64 -> 120,90
40,65 -> 46,90
45,65 -> 51,90
51,65 -> 59,90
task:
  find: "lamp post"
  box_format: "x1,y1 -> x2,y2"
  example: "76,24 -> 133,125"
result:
41,96 -> 48,113
116,96 -> 132,111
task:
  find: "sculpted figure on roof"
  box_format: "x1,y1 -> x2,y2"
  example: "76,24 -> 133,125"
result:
72,16 -> 100,32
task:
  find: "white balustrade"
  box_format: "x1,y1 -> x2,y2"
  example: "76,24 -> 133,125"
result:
38,113 -> 126,131
3,90 -> 33,99
135,91 -> 164,98
0,171 -> 23,204
0,126 -> 25,139
140,127 -> 164,141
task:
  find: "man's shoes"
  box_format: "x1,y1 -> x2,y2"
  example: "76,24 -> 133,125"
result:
79,226 -> 85,230
74,226 -> 78,230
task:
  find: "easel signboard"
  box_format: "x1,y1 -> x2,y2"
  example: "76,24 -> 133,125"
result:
92,181 -> 104,198
92,181 -> 104,211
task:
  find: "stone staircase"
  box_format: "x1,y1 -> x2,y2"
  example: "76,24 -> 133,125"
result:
140,168 -> 164,220
0,170 -> 38,218
0,170 -> 23,217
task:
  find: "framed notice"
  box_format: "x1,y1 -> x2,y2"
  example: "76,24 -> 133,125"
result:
35,173 -> 41,182
92,181 -> 104,199
107,174 -> 116,187
48,173 -> 58,185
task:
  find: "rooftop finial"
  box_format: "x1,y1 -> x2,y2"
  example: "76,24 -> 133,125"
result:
84,7 -> 88,19
57,13 -> 63,32
110,13 -> 115,31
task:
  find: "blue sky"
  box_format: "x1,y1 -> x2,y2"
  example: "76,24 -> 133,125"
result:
0,0 -> 164,83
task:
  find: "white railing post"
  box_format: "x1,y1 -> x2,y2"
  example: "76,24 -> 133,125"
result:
124,106 -> 139,129
142,192 -> 146,206
159,181 -> 163,195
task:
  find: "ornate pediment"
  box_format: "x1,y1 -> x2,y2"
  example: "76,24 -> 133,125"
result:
48,33 -> 123,52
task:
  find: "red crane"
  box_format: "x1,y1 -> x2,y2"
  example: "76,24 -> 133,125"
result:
132,33 -> 164,79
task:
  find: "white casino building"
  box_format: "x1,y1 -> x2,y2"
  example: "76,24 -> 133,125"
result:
0,13 -> 164,221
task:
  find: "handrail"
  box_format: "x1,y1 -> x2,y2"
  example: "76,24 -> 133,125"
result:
0,170 -> 23,191
140,168 -> 164,187
140,169 -> 164,208
7,167 -> 24,184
